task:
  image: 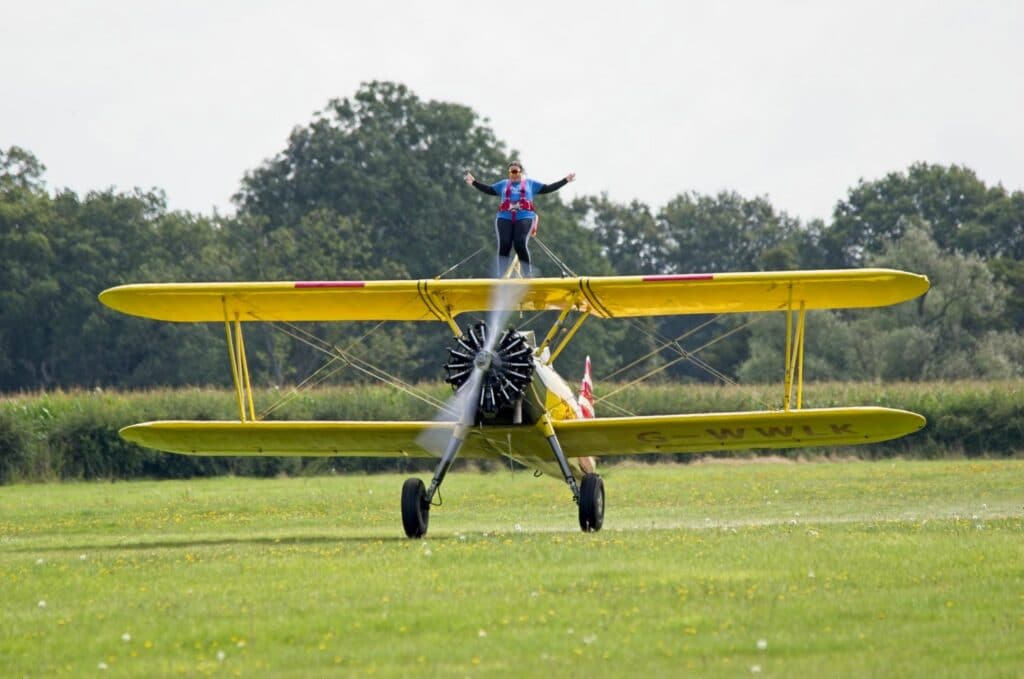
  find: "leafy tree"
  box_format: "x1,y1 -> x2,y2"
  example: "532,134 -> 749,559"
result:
0,146 -> 47,192
988,257 -> 1024,330
0,146 -> 233,390
234,81 -> 511,280
571,194 -> 668,274
739,223 -> 1013,383
871,222 -> 1009,379
826,162 -> 1024,265
658,191 -> 805,274
0,147 -> 59,388
78,204 -> 229,387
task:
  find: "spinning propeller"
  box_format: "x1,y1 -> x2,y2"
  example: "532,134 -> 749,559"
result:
404,280 -> 533,537
417,280 -> 532,449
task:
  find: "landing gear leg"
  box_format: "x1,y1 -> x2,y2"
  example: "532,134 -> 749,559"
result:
538,415 -> 603,532
539,413 -> 580,502
402,425 -> 467,539
544,431 -> 580,502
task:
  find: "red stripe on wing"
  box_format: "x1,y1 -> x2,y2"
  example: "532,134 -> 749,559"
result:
641,274 -> 715,282
294,281 -> 366,288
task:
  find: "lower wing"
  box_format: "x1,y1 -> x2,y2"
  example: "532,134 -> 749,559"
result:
551,407 -> 925,455
120,407 -> 923,458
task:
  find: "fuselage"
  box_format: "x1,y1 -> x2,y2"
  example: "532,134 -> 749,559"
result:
530,359 -> 585,422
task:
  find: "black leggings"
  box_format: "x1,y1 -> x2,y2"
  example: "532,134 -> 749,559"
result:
495,217 -> 533,263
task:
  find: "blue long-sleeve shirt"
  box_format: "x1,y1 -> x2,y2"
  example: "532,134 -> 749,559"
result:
471,176 -> 569,221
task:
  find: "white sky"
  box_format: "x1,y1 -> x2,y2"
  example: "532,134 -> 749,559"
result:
2,1 -> 1022,222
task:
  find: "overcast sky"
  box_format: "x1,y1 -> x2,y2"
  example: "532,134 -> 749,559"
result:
3,1 -> 1022,223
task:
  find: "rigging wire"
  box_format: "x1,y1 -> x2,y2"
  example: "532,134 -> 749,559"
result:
532,236 -> 578,277
597,318 -> 759,403
434,247 -> 485,279
255,318 -> 451,418
599,314 -> 723,383
259,359 -> 350,419
256,316 -> 398,418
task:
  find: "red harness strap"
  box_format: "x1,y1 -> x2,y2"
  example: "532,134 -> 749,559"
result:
499,178 -> 535,222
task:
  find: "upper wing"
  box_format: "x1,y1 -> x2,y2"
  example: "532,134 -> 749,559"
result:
98,269 -> 929,322
120,407 -> 924,459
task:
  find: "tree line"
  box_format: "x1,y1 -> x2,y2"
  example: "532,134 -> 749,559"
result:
2,81 -> 1022,393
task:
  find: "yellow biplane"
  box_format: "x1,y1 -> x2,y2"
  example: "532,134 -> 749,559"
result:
99,268 -> 929,537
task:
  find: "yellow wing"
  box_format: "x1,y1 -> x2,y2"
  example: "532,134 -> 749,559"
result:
120,407 -> 924,459
121,421 -> 461,457
118,420 -> 571,480
550,407 -> 926,456
99,269 -> 929,322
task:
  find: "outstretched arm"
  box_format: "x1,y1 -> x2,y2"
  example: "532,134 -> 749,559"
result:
536,172 -> 576,195
464,171 -> 499,196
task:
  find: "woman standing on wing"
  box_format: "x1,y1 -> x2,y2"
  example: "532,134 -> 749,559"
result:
464,160 -> 575,277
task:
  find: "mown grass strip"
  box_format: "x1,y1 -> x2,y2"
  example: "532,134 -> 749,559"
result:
2,460 -> 1022,677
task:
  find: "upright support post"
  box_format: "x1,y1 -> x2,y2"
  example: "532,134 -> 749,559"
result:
783,286 -> 794,412
223,300 -> 246,422
536,300 -> 578,358
235,315 -> 257,422
783,294 -> 808,412
796,302 -> 806,410
548,310 -> 590,365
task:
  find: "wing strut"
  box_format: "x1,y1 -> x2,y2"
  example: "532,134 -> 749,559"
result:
534,293 -> 588,365
783,290 -> 807,412
223,299 -> 256,422
548,310 -> 590,365
425,422 -> 469,504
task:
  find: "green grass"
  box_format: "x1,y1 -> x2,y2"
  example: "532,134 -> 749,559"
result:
2,460 -> 1022,677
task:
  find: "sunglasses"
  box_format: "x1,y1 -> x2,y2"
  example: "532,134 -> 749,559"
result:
509,168 -> 521,174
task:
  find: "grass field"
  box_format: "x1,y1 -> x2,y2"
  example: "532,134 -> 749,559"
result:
2,460 -> 1022,677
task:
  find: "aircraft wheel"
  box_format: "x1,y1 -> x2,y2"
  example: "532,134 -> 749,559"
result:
401,478 -> 430,538
578,473 -> 605,532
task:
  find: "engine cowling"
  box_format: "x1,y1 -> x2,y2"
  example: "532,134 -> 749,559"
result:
444,322 -> 534,415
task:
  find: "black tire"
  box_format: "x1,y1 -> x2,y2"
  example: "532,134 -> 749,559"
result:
578,473 -> 605,532
401,477 -> 430,538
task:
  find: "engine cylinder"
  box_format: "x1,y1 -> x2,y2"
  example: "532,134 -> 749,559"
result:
444,322 -> 534,415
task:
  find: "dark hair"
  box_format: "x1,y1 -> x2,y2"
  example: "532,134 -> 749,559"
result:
507,160 -> 524,172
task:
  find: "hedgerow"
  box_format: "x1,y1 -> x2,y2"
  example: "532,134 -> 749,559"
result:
0,380 -> 1020,482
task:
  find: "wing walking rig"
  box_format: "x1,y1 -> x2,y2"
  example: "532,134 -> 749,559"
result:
100,268 -> 930,537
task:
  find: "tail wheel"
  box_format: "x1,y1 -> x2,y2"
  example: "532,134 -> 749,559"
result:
578,473 -> 605,532
401,477 -> 430,538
